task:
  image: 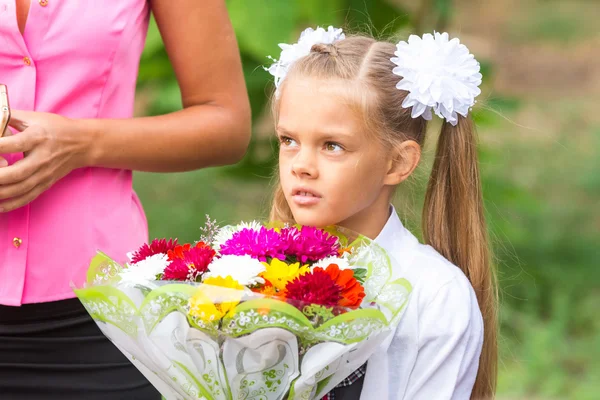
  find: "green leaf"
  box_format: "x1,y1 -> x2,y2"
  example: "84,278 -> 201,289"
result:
352,268 -> 367,284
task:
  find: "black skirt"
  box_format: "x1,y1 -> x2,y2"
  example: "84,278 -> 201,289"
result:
0,298 -> 161,400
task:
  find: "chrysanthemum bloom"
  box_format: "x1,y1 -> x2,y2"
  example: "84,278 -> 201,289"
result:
163,243 -> 216,281
284,268 -> 342,308
319,264 -> 365,308
254,281 -> 284,299
260,258 -> 309,291
129,238 -> 178,264
189,276 -> 245,320
281,226 -> 340,263
167,242 -> 210,261
120,253 -> 170,285
220,227 -> 287,261
204,254 -> 266,286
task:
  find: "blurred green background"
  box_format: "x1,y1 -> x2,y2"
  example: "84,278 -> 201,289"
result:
133,1 -> 600,399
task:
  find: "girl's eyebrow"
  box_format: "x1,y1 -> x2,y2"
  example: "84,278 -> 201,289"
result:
275,126 -> 294,136
276,125 -> 354,140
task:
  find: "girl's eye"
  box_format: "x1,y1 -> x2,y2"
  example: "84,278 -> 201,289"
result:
279,136 -> 298,147
324,142 -> 344,152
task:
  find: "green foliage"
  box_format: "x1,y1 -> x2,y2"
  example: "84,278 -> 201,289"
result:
506,0 -> 599,45
227,0 -> 299,62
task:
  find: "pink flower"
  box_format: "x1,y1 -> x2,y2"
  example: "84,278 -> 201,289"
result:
130,238 -> 178,264
281,226 -> 340,263
219,227 -> 287,262
163,245 -> 216,281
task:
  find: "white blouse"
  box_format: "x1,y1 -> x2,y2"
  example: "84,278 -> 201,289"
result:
360,208 -> 484,399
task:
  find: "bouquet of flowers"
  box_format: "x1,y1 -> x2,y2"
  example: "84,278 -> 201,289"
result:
73,218 -> 412,400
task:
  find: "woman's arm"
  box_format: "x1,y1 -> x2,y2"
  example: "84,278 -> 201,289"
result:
0,0 -> 251,211
86,0 -> 252,172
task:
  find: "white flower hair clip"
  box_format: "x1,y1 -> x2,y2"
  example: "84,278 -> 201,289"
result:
391,32 -> 482,126
266,26 -> 345,94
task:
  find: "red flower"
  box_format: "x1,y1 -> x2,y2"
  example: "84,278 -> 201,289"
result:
163,243 -> 216,281
167,242 -> 209,261
130,238 -> 178,264
284,269 -> 342,308
319,264 -> 365,308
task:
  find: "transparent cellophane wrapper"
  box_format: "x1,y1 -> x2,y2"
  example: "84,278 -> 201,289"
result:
73,226 -> 412,400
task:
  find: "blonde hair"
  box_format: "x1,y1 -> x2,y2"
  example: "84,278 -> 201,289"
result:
269,35 -> 497,399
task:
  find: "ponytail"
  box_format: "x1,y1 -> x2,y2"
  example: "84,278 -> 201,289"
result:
423,116 -> 498,399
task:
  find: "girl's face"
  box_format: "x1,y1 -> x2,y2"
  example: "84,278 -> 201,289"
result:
277,78 -> 398,237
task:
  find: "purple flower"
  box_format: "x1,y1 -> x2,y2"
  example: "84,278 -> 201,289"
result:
219,227 -> 287,262
282,226 -> 340,263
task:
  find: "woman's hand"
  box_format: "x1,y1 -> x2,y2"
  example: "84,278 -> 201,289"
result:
0,0 -> 252,213
0,110 -> 91,212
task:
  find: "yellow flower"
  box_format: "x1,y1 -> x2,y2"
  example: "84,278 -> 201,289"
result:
188,276 -> 244,321
260,258 -> 309,291
203,275 -> 244,291
188,290 -> 222,321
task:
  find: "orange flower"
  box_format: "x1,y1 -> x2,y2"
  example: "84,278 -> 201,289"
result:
258,281 -> 285,300
319,264 -> 365,308
338,247 -> 352,257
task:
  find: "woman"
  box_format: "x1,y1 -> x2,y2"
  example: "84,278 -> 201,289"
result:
0,1 -> 251,398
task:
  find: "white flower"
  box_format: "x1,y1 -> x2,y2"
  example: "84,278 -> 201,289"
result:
212,225 -> 237,250
125,251 -> 137,263
266,26 -> 345,93
391,32 -> 482,126
212,220 -> 262,251
312,255 -> 352,271
204,255 -> 266,286
119,253 -> 169,286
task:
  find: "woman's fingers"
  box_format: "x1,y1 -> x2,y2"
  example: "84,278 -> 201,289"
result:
0,153 -> 40,185
0,126 -> 42,155
0,183 -> 46,212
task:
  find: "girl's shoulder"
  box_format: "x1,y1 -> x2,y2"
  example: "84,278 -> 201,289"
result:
377,212 -> 478,313
393,239 -> 483,338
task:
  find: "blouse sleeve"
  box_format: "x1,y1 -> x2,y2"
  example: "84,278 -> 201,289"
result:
402,277 -> 484,400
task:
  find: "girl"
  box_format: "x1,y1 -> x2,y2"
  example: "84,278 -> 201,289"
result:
266,27 -> 497,399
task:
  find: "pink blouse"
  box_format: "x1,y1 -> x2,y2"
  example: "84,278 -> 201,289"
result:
0,1 -> 151,305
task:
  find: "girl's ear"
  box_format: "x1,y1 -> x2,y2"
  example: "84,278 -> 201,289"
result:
383,140 -> 421,186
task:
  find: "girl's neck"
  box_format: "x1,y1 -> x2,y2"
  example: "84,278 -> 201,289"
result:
336,194 -> 392,240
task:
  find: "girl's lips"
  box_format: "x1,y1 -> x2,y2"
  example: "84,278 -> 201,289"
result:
291,188 -> 322,206
292,193 -> 321,206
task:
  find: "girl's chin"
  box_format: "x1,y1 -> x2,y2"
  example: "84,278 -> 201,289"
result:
291,209 -> 336,228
